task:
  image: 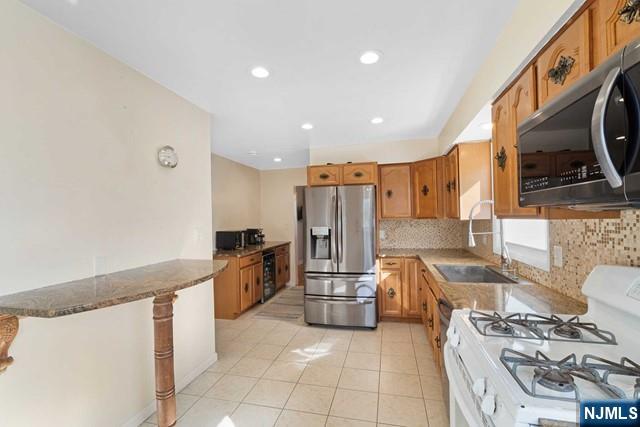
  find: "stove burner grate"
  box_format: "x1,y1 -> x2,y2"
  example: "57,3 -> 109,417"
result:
500,349 -> 640,402
468,310 -> 617,345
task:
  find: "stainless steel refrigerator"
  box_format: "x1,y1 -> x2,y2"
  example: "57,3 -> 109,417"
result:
304,185 -> 377,328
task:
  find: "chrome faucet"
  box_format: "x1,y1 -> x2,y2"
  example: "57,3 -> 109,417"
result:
467,199 -> 516,276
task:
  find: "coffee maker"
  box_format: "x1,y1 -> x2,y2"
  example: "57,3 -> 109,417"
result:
245,228 -> 265,245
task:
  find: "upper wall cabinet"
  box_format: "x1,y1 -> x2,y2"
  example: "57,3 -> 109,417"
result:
412,158 -> 442,219
536,11 -> 591,107
379,164 -> 413,218
443,142 -> 492,220
492,67 -> 541,218
592,0 -> 640,66
307,162 -> 377,186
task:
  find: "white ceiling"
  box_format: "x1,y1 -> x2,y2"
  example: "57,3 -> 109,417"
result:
22,0 -> 518,169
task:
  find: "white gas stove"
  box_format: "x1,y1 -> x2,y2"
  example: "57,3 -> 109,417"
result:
444,266 -> 640,427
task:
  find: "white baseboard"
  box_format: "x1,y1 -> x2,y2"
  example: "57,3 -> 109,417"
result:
122,352 -> 218,427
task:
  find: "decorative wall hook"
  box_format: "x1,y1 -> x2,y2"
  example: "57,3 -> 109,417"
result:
0,315 -> 19,374
619,0 -> 640,24
548,56 -> 575,85
495,146 -> 508,171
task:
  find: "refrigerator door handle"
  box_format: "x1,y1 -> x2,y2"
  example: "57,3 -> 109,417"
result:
331,191 -> 339,271
337,191 -> 344,266
592,67 -> 624,188
305,296 -> 375,305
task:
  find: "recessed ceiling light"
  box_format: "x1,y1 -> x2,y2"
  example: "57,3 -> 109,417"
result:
371,117 -> 384,124
273,157 -> 282,162
248,150 -> 257,156
360,51 -> 381,65
480,122 -> 493,130
301,123 -> 314,130
251,66 -> 270,79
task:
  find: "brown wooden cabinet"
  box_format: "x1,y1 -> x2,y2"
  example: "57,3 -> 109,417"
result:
443,142 -> 492,220
536,10 -> 591,107
380,261 -> 403,318
379,164 -> 412,218
412,158 -> 440,218
342,162 -> 378,185
592,0 -> 640,66
379,257 -> 422,320
253,262 -> 263,304
275,243 -> 290,290
239,265 -> 253,312
308,162 -> 378,186
492,67 -> 541,218
308,165 -> 341,186
213,242 -> 290,319
402,258 -> 421,318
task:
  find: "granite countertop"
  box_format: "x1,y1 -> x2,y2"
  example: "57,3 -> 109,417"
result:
379,248 -> 587,314
0,259 -> 227,318
213,241 -> 290,258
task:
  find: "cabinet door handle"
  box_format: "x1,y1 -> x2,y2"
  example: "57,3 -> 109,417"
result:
422,302 -> 427,311
387,287 -> 396,298
428,315 -> 433,328
353,171 -> 364,178
244,283 -> 249,292
386,190 -> 393,198
548,55 -> 575,85
319,173 -> 330,180
256,276 -> 261,285
285,265 -> 289,272
495,146 -> 507,171
446,182 -> 451,192
619,1 -> 640,23
435,336 -> 441,349
421,185 -> 429,196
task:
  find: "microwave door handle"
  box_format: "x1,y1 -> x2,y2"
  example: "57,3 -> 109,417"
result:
592,66 -> 624,189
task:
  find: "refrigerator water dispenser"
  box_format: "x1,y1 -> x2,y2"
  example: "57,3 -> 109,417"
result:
310,226 -> 331,259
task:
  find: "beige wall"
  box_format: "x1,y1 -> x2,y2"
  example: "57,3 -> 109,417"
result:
310,138 -> 440,165
1,1 -> 214,426
211,154 -> 261,235
259,168 -> 307,285
438,0 -> 576,152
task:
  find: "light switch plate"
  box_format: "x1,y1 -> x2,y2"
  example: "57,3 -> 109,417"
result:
553,245 -> 563,268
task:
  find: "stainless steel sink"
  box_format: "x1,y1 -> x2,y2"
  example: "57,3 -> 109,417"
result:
433,264 -> 518,284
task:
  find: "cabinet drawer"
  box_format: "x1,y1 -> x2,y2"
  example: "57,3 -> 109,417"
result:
342,163 -> 377,185
239,253 -> 262,268
308,165 -> 341,186
536,11 -> 591,107
380,258 -> 403,269
275,245 -> 289,256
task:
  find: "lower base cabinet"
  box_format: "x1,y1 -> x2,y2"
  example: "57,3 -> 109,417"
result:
378,257 -> 421,320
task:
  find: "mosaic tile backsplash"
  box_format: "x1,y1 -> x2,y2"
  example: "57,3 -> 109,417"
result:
379,219 -> 465,249
465,210 -> 640,303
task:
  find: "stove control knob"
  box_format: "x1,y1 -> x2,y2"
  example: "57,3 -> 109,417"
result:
481,394 -> 496,416
472,378 -> 486,397
448,329 -> 460,348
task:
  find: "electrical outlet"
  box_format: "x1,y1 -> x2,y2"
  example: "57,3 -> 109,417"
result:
379,230 -> 386,241
194,227 -> 204,242
553,245 -> 563,268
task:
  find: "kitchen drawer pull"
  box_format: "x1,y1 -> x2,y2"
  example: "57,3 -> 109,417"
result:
353,171 -> 364,178
387,287 -> 396,298
386,262 -> 397,265
386,190 -> 393,198
319,173 -> 330,180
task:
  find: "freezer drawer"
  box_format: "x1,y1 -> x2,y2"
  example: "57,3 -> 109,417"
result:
304,296 -> 377,328
305,273 -> 376,298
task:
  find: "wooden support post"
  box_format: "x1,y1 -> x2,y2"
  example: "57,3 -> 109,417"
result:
0,315 -> 19,374
153,293 -> 177,427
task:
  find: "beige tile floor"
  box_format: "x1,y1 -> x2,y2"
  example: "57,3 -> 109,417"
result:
142,300 -> 449,427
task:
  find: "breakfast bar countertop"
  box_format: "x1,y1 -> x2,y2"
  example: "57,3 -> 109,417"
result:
213,241 -> 290,258
379,248 -> 587,314
0,259 -> 227,318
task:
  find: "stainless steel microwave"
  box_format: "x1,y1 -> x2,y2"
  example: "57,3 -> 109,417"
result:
517,38 -> 640,210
